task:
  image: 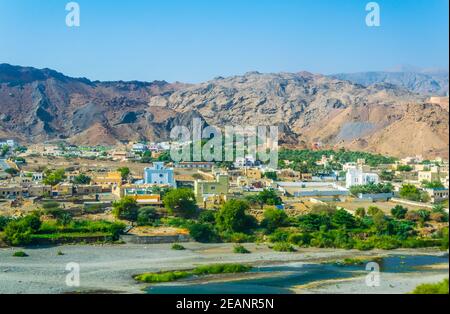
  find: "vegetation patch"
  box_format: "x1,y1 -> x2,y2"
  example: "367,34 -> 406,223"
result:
171,243 -> 186,250
411,279 -> 449,294
271,242 -> 297,252
13,251 -> 28,257
134,263 -> 252,284
233,244 -> 251,254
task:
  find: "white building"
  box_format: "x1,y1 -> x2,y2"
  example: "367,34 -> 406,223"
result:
144,162 -> 176,187
346,168 -> 379,188
234,155 -> 256,168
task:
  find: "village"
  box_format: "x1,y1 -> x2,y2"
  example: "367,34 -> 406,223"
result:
0,139 -> 448,249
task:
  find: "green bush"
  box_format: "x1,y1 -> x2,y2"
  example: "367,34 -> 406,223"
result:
288,233 -> 312,246
272,242 -> 296,252
4,214 -> 42,246
192,263 -> 252,275
112,196 -> 139,221
13,251 -> 28,257
198,210 -> 216,224
261,208 -> 289,232
135,271 -> 190,283
171,243 -> 186,250
233,245 -> 251,254
412,279 -> 449,294
188,223 -> 219,243
134,263 -> 252,283
391,205 -> 408,219
268,229 -> 290,243
137,207 -> 159,226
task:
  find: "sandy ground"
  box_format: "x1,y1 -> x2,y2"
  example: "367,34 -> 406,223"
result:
294,270 -> 449,294
0,243 -> 447,294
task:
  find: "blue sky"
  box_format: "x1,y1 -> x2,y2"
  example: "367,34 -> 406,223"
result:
0,0 -> 448,82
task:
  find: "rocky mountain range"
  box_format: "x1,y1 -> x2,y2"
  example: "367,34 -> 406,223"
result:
330,68 -> 449,96
0,63 -> 448,158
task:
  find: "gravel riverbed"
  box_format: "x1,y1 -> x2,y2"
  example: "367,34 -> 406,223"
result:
0,243 -> 447,294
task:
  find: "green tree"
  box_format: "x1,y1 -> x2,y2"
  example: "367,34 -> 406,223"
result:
3,214 -> 41,246
137,207 -> 159,226
112,196 -> 139,221
216,200 -> 256,233
332,209 -> 356,229
117,167 -> 130,180
163,188 -> 197,218
73,173 -> 91,184
43,169 -> 66,186
188,223 -> 219,243
391,205 -> 408,219
400,184 -> 429,202
261,208 -> 289,232
256,189 -> 282,206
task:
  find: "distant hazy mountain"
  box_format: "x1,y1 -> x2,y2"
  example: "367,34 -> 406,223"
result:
330,69 -> 449,96
1,64 -> 448,158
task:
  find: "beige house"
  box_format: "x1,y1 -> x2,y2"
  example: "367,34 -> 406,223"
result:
418,170 -> 441,183
194,174 -> 229,202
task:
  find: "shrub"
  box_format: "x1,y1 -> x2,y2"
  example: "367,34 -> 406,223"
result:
137,207 -> 159,226
417,210 -> 431,222
354,240 -> 375,251
112,196 -> 139,221
198,210 -> 216,224
391,205 -> 408,219
135,271 -> 190,283
192,263 -> 252,275
13,251 -> 28,257
4,214 -> 42,246
233,245 -> 251,254
171,243 -> 186,250
268,229 -> 290,243
272,242 -> 296,252
221,232 -> 254,243
288,233 -> 312,246
188,223 -> 219,243
161,217 -> 190,228
261,208 -> 289,232
412,279 -> 449,294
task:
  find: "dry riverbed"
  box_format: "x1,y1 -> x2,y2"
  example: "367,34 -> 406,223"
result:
0,243 -> 447,294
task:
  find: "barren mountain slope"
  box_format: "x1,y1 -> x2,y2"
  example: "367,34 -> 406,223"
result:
1,64 -> 448,158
